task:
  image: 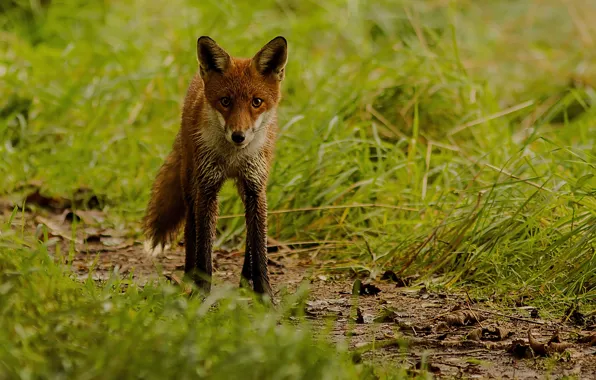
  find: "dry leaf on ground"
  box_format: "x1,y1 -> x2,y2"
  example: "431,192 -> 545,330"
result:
443,310 -> 484,326
528,329 -> 573,356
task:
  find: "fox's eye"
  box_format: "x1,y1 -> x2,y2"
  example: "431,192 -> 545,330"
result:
252,98 -> 263,108
220,97 -> 231,107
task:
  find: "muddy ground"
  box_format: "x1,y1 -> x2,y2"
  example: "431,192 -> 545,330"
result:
3,200 -> 596,380
72,245 -> 596,379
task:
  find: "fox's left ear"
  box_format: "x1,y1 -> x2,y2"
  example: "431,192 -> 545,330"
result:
252,36 -> 288,81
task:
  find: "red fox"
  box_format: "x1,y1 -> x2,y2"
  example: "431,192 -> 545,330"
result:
143,36 -> 288,298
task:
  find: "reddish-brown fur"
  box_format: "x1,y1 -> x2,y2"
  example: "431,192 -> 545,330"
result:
143,36 -> 288,298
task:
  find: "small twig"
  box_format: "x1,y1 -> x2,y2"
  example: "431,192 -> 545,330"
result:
163,273 -> 192,296
464,292 -> 485,330
482,162 -> 553,193
218,203 -> 418,220
365,104 -> 408,139
433,361 -> 465,369
469,307 -> 545,325
430,349 -> 486,357
269,246 -> 338,256
564,0 -> 593,47
353,338 -> 403,355
266,236 -> 291,252
448,100 -> 535,136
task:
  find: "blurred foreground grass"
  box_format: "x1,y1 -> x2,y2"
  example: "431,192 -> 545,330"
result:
0,226 -> 380,379
1,0 -> 596,377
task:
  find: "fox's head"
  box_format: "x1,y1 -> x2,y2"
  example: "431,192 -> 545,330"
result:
197,36 -> 288,148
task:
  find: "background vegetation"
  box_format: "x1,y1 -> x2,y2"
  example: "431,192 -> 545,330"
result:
1,0 -> 595,378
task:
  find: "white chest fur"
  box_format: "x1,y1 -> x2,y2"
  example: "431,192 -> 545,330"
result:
196,104 -> 271,179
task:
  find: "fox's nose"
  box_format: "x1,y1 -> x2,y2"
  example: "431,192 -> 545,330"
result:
231,131 -> 245,144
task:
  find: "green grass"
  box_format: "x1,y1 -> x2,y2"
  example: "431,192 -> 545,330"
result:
0,226 -> 373,379
1,0 -> 596,377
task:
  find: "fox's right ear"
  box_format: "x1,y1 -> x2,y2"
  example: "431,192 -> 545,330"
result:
197,36 -> 231,77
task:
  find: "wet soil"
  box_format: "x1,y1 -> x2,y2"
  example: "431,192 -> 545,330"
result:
69,243 -> 596,379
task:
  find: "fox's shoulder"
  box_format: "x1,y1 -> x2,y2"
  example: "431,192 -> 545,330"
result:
181,73 -> 205,126
184,73 -> 204,105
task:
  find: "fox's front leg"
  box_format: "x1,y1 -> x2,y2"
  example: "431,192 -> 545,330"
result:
240,179 -> 272,298
192,178 -> 223,293
236,182 -> 252,288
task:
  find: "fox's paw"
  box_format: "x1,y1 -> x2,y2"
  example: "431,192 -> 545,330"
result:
143,240 -> 170,257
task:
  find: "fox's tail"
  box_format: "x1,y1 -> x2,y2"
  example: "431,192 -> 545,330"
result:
143,149 -> 185,257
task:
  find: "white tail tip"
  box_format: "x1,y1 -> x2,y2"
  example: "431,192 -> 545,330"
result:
143,240 -> 170,257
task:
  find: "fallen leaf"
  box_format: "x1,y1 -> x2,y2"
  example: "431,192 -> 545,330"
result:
547,341 -> 574,353
35,215 -> 82,244
443,310 -> 484,326
306,299 -> 345,318
355,307 -> 365,324
351,352 -> 362,364
418,286 -> 429,300
351,279 -> 381,296
23,185 -> 106,212
373,307 -> 398,323
64,209 -> 106,225
562,304 -> 591,327
527,329 -> 548,356
413,325 -> 432,334
266,236 -> 291,252
380,270 -> 412,287
396,320 -> 414,334
102,236 -> 126,247
327,298 -> 349,306
360,283 -> 381,296
0,198 -> 14,211
435,322 -> 450,333
306,300 -> 329,314
26,189 -> 70,211
481,326 -> 512,341
76,238 -> 134,253
72,186 -> 105,210
548,330 -> 561,344
468,328 -> 482,341
83,227 -> 101,243
528,329 -> 573,356
100,228 -> 126,238
164,273 -> 192,295
507,339 -> 533,359
577,334 -> 596,346
267,257 -> 284,268
435,332 -> 448,340
83,235 -> 101,243
414,360 -> 441,375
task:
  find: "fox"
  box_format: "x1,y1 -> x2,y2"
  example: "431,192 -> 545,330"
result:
143,36 -> 288,299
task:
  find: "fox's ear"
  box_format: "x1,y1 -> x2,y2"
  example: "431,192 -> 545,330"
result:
197,36 -> 231,77
252,36 -> 288,81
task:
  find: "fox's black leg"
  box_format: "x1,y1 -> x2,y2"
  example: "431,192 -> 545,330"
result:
184,205 -> 197,278
242,183 -> 272,298
193,177 -> 224,294
236,181 -> 253,288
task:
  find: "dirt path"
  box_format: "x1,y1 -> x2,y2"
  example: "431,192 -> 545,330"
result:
69,242 -> 596,379
3,201 -> 595,379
